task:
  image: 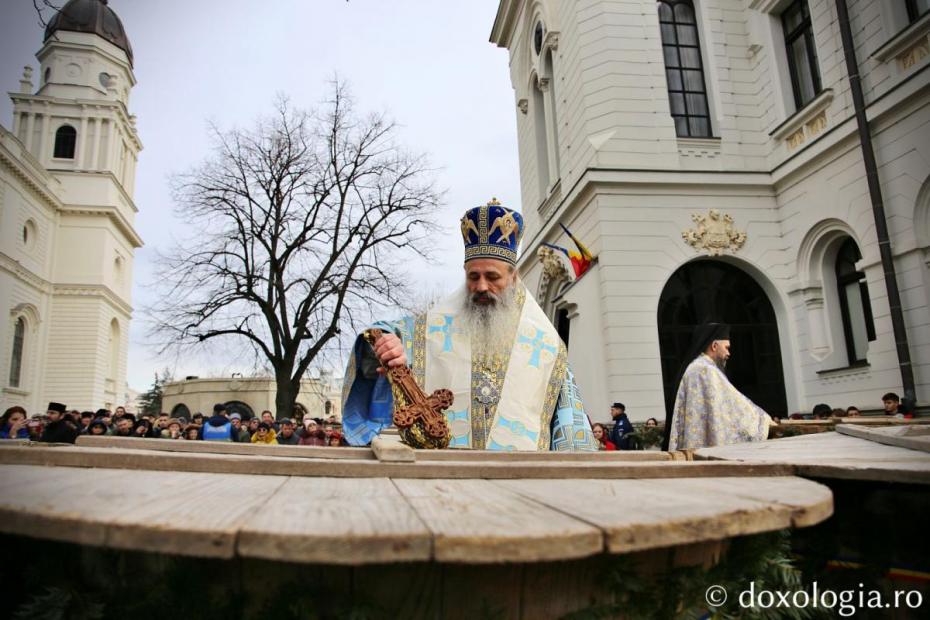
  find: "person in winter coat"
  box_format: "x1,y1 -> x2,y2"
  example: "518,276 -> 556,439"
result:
199,403 -> 238,442
592,423 -> 616,451
1,406 -> 30,440
251,422 -> 278,445
298,418 -> 327,446
39,402 -> 78,444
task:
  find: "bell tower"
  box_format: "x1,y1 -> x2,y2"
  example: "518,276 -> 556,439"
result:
3,0 -> 143,411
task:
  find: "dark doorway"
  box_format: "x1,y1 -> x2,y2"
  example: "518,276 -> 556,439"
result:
657,260 -> 787,418
224,401 -> 254,421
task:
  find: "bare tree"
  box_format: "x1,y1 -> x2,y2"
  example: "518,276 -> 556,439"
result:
148,82 -> 441,418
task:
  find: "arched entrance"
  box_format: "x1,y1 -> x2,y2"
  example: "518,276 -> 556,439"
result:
657,260 -> 787,418
224,401 -> 254,421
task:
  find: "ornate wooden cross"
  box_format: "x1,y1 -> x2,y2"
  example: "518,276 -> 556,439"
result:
365,328 -> 452,448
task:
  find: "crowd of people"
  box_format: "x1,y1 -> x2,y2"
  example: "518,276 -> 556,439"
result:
0,402 -> 348,447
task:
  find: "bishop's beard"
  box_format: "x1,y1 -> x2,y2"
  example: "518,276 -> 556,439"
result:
457,284 -> 520,356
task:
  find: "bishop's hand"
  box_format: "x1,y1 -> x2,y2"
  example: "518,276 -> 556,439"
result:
372,332 -> 407,371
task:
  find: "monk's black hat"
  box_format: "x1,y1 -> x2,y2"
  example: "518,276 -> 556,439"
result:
46,402 -> 66,413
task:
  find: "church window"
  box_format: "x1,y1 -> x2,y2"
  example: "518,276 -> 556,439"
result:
657,1 -> 711,137
9,317 -> 26,388
835,237 -> 875,365
22,219 -> 36,250
907,0 -> 930,22
53,125 -> 77,159
534,21 -> 544,55
44,67 -> 50,84
782,0 -> 821,110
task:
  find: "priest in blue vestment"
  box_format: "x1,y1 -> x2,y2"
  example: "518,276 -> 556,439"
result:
341,199 -> 598,451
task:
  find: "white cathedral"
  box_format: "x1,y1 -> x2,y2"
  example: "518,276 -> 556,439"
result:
491,0 -> 930,419
0,0 -> 141,414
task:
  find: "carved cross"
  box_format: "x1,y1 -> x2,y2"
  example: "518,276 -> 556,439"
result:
366,328 -> 453,443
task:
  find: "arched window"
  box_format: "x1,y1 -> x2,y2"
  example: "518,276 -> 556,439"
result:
657,1 -> 711,137
9,317 -> 26,388
835,238 -> 875,364
53,125 -> 77,159
170,403 -> 191,419
532,77 -> 550,197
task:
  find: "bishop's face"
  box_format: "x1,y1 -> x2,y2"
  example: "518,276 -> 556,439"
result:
465,259 -> 516,306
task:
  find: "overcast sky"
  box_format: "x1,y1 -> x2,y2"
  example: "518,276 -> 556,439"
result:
0,0 -> 521,391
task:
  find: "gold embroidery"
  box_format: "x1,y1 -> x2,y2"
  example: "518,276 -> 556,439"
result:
469,285 -> 526,449
488,211 -> 520,245
537,342 -> 567,450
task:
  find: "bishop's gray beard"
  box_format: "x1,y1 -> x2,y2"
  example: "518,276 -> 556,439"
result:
458,285 -> 520,356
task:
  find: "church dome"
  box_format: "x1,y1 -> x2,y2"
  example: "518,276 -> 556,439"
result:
44,0 -> 133,67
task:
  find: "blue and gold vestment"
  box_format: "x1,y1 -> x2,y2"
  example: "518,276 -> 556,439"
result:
341,284 -> 597,452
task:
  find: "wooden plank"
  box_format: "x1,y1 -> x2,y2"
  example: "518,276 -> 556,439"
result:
393,478 -> 604,563
415,449 -> 672,462
76,434 -> 374,460
0,444 -> 795,479
694,432 -> 930,484
0,464 -> 286,558
237,477 -> 431,564
371,435 -> 416,463
494,476 -> 832,556
836,424 -> 930,454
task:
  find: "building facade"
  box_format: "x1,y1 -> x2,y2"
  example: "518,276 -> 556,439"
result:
0,0 -> 142,413
490,0 -> 930,421
162,375 -> 343,422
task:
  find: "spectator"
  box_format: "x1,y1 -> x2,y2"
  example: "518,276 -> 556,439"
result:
201,403 -> 237,442
260,410 -> 278,431
276,418 -> 299,445
246,417 -> 260,437
39,402 -> 78,444
114,406 -> 126,418
812,403 -> 832,420
299,418 -> 327,446
229,413 -> 250,443
113,417 -> 134,437
88,419 -> 108,436
26,415 -> 45,441
845,406 -> 861,417
591,423 -> 616,451
192,412 -> 205,426
644,417 -> 658,428
251,422 -> 277,444
152,412 -> 170,436
77,411 -> 94,434
184,425 -> 201,440
133,419 -> 153,438
160,418 -> 183,439
608,402 -> 633,450
882,392 -> 901,416
830,408 -> 846,418
328,431 -> 344,447
1,406 -> 30,440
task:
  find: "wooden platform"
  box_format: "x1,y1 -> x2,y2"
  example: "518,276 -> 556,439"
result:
0,441 -> 832,566
694,431 -> 930,484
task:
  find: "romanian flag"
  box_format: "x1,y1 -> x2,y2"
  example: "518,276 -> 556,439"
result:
557,223 -> 595,277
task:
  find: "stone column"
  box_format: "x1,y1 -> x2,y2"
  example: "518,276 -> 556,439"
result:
91,117 -> 101,169
24,112 -> 35,153
78,110 -> 88,169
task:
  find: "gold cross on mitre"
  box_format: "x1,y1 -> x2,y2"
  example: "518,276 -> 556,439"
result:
487,197 -> 501,206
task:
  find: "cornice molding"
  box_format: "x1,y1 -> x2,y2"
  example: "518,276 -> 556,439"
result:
0,136 -> 63,210
51,283 -> 133,316
58,205 -> 144,248
0,253 -> 52,294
